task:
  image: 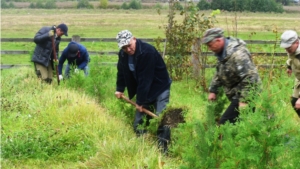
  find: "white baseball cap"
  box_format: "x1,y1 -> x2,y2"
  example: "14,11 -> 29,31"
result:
280,30 -> 298,48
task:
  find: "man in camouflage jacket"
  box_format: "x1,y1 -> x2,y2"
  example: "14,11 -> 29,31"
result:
202,28 -> 261,124
280,30 -> 300,117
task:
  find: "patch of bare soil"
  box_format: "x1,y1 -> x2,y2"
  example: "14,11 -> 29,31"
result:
161,108 -> 185,128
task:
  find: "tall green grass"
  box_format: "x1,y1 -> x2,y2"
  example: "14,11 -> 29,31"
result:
1,67 -> 181,168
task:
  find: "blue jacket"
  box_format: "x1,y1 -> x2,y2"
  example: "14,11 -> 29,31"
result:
58,42 -> 90,74
31,26 -> 61,67
116,39 -> 172,105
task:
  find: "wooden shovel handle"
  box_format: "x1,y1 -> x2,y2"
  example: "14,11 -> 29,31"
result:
121,95 -> 158,118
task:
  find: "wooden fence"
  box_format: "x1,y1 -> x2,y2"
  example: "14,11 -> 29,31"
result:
1,38 -> 287,69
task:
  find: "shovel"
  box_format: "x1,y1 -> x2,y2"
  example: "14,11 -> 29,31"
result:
121,95 -> 158,118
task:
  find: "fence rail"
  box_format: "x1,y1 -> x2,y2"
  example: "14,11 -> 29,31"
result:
2,38 -> 285,56
1,50 -> 287,57
1,38 -> 281,44
0,64 -> 285,70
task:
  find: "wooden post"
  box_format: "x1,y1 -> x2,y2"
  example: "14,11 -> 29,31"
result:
72,35 -> 81,43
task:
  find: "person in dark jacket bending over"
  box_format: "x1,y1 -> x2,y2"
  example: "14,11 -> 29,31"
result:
31,23 -> 68,84
57,42 -> 90,80
114,30 -> 172,152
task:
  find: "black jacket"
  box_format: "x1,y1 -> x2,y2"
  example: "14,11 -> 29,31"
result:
116,39 -> 171,105
31,26 -> 60,67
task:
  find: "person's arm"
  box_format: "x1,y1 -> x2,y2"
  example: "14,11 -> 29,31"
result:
286,57 -> 292,76
33,27 -> 53,44
77,47 -> 89,69
116,52 -> 126,94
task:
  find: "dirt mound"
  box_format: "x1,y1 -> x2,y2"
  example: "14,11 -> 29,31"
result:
161,108 -> 185,128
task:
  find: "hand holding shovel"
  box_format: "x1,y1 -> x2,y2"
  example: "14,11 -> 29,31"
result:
121,95 -> 158,118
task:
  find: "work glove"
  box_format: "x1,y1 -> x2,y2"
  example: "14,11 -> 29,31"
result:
74,68 -> 79,74
48,30 -> 55,37
59,75 -> 63,80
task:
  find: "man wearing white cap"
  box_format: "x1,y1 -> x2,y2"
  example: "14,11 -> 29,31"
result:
114,30 -> 172,153
280,30 -> 300,117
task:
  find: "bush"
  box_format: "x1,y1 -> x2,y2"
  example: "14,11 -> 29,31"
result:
1,1 -> 14,8
100,0 -> 108,9
203,0 -> 284,13
120,2 -> 129,9
128,0 -> 142,9
35,1 -> 44,8
77,0 -> 94,9
8,2 -> 15,8
29,2 -> 35,8
197,0 -> 210,10
44,1 -> 57,9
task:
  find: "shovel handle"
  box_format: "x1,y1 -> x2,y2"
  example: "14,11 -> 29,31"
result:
121,95 -> 158,118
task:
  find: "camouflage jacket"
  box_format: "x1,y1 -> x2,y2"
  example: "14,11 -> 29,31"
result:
209,37 -> 261,101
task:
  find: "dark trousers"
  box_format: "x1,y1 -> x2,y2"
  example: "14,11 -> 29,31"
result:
218,99 -> 240,125
133,89 -> 170,132
219,99 -> 256,125
291,97 -> 300,117
133,89 -> 170,153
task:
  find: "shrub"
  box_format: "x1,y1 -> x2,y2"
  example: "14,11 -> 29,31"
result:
120,2 -> 129,9
1,1 -> 14,8
35,1 -> 44,8
128,0 -> 142,9
29,2 -> 35,8
197,0 -> 210,10
8,2 -> 15,8
100,0 -> 108,9
77,0 -> 94,9
44,1 -> 57,9
1,1 -> 9,8
153,3 -> 163,10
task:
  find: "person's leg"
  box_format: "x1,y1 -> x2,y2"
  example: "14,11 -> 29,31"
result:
65,64 -> 71,78
291,97 -> 300,117
154,88 -> 171,154
133,110 -> 151,136
47,62 -> 53,84
218,99 -> 239,125
35,63 -> 51,84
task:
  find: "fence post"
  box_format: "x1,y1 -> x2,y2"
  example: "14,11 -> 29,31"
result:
72,35 -> 81,43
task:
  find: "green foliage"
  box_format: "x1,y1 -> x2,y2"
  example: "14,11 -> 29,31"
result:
175,76 -> 300,168
1,1 -> 15,8
161,0 -> 218,92
120,2 -> 129,9
44,0 -> 57,9
128,0 -> 142,10
206,0 -> 284,13
154,3 -> 163,10
197,0 -> 211,10
77,0 -> 94,9
35,1 -> 44,8
29,2 -> 35,8
99,0 -> 108,9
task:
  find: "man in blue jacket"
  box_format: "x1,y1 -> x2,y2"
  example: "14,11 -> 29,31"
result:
31,23 -> 68,84
115,30 -> 172,153
57,42 -> 90,80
